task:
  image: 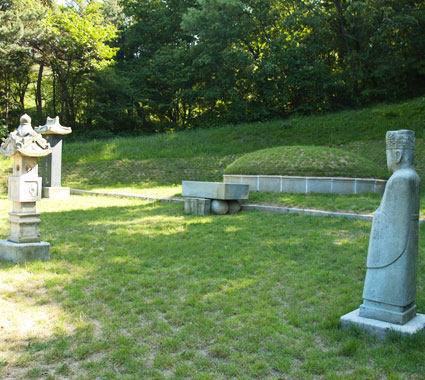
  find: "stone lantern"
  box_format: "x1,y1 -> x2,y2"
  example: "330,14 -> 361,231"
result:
0,114 -> 52,262
35,116 -> 72,199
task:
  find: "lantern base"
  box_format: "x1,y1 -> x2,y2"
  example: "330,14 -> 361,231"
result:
0,240 -> 50,263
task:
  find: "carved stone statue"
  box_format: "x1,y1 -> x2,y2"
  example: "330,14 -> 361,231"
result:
359,130 -> 420,325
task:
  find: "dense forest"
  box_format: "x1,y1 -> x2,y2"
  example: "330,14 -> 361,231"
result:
1,0 -> 424,137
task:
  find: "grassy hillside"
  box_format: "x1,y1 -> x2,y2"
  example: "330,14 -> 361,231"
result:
61,96 -> 425,163
0,96 -> 424,192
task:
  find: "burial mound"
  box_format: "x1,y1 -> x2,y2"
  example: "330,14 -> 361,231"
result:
224,145 -> 388,179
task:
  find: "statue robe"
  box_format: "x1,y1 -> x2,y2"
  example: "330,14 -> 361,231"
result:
361,167 -> 420,315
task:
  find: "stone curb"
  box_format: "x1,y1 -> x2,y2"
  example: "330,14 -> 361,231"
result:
70,188 -> 185,203
241,204 -> 424,223
70,188 -> 424,223
241,204 -> 374,221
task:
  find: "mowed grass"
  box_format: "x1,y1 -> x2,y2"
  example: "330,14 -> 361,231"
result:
0,194 -> 424,379
246,192 -> 383,215
223,146 -> 388,179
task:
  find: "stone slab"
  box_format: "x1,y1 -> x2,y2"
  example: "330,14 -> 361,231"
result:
0,240 -> 50,263
281,177 -> 307,193
340,309 -> 425,340
184,197 -> 211,215
224,175 -> 259,191
41,135 -> 63,188
307,178 -> 332,193
43,186 -> 71,199
258,176 -> 281,192
355,179 -> 373,194
182,181 -> 249,200
331,179 -> 354,194
223,175 -> 386,195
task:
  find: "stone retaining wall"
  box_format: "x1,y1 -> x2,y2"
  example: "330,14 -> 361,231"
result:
223,174 -> 386,195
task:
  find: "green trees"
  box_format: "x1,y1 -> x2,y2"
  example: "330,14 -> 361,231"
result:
45,1 -> 117,126
305,0 -> 425,102
0,0 -> 47,129
1,0 -> 424,135
0,0 -> 117,132
114,0 -> 425,131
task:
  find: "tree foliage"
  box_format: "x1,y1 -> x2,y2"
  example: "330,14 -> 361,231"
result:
1,0 -> 424,135
0,0 -> 47,128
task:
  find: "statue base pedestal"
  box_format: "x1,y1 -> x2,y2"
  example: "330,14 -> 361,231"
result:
340,309 -> 425,340
359,300 -> 416,325
42,187 -> 70,199
0,240 -> 50,263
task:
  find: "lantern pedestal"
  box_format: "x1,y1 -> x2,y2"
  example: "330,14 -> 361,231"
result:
0,114 -> 52,262
0,240 -> 50,263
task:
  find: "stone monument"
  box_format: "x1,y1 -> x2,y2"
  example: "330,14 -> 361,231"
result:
341,130 -> 425,339
0,114 -> 51,262
35,116 -> 72,199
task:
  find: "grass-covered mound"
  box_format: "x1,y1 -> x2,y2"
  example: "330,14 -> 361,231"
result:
224,145 -> 389,179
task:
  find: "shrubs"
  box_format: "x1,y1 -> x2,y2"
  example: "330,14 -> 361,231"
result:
224,145 -> 388,179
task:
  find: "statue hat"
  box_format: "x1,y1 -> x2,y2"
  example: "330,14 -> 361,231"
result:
386,130 -> 415,150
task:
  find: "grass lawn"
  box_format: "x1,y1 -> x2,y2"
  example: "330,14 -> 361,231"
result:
245,192 -> 383,215
0,194 -> 425,379
67,186 -> 425,219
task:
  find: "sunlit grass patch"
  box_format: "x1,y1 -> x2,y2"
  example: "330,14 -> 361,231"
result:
246,191 -> 383,214
0,195 -> 424,379
76,185 -> 182,198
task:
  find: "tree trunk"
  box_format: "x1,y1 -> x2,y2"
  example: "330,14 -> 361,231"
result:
36,63 -> 44,114
53,73 -> 57,115
331,0 -> 351,58
18,79 -> 29,111
5,73 -> 9,129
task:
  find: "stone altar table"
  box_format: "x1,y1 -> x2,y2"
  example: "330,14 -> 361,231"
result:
182,181 -> 249,215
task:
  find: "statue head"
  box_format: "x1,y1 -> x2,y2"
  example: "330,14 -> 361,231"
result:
385,130 -> 415,174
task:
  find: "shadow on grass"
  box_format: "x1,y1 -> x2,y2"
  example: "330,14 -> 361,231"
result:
0,197 -> 425,379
